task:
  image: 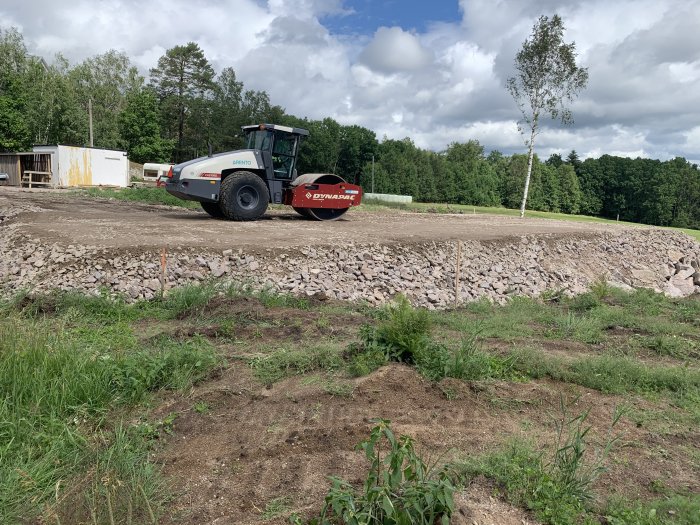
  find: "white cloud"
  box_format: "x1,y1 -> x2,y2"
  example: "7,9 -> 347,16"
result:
1,0 -> 699,161
358,26 -> 433,73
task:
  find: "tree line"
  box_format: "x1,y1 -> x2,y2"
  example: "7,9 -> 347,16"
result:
1,26 -> 699,230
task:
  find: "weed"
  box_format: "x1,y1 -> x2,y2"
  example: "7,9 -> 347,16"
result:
589,278 -> 613,300
262,496 -> 293,520
547,398 -> 623,503
414,334 -> 519,382
439,385 -> 458,400
193,401 -> 210,414
347,343 -> 388,377
454,440 -> 589,524
160,413 -> 178,435
567,292 -> 601,312
292,420 -> 454,525
453,401 -> 622,525
370,295 -> 432,363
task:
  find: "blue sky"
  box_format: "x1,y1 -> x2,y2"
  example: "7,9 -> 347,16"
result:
2,0 -> 700,162
322,0 -> 462,34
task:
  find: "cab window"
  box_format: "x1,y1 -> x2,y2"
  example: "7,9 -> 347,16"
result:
246,130 -> 272,151
272,132 -> 297,179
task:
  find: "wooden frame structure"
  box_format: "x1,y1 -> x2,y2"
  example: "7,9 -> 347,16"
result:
0,152 -> 53,187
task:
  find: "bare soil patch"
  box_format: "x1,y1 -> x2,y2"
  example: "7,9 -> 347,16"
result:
152,360 -> 697,524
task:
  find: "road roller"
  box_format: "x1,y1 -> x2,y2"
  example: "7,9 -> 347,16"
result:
164,123 -> 362,221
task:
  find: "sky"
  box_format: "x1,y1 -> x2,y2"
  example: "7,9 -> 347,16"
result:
2,0 -> 700,162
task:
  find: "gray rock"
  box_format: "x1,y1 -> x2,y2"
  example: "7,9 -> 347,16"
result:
211,265 -> 226,278
675,265 -> 695,280
144,279 -> 161,291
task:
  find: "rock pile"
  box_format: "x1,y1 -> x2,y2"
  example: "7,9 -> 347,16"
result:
1,220 -> 699,307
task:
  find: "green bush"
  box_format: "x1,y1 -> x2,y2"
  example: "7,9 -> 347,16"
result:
371,295 -> 432,362
293,420 -> 454,525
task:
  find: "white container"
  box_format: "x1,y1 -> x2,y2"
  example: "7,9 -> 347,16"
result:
32,145 -> 129,188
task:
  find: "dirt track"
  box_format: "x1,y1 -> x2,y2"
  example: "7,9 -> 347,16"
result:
0,188 -> 635,251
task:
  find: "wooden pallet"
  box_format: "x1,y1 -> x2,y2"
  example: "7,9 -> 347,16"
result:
21,170 -> 52,188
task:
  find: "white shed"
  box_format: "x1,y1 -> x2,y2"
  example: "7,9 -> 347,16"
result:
31,145 -> 129,188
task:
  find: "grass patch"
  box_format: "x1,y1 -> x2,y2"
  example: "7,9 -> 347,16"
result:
435,296 -> 546,340
511,347 -> 700,398
0,297 -> 220,522
358,200 -> 700,241
80,186 -> 201,209
415,336 -> 520,382
249,344 -> 345,385
262,496 -> 293,520
348,296 -> 520,382
453,437 -> 697,525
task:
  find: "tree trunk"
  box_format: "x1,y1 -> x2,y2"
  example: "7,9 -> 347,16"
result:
519,121 -> 538,218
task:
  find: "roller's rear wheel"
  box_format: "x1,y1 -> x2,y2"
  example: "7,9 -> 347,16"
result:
219,171 -> 269,221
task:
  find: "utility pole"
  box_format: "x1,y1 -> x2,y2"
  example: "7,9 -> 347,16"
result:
371,155 -> 375,194
88,98 -> 94,147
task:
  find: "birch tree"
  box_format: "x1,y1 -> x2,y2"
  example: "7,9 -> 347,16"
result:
507,14 -> 588,217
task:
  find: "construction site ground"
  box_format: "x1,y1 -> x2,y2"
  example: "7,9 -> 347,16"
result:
2,188 -> 699,525
0,187 -> 629,251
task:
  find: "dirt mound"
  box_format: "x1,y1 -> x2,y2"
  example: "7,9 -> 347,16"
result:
156,364 -> 524,524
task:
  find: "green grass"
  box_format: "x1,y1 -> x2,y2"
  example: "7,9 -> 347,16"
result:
249,344 -> 345,385
511,347 -> 700,398
0,293 -> 220,523
434,296 -> 544,340
3,282 -> 699,523
453,439 -> 699,525
359,199 -> 700,241
433,289 -> 700,361
79,186 -> 201,209
262,496 -> 293,520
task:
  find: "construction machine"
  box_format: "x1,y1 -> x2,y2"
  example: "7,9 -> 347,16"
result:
164,123 -> 362,221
